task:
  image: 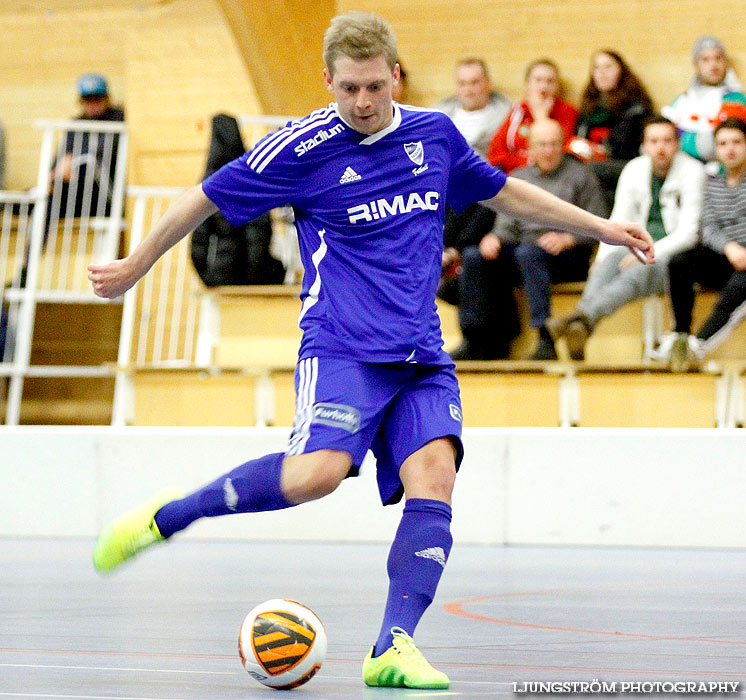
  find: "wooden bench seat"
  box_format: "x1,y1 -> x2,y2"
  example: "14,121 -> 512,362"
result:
123,359 -> 738,429
202,284 -> 461,367
455,361 -> 564,426
572,364 -> 727,428
203,282 -> 657,365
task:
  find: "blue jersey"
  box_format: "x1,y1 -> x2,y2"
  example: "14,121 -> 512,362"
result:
202,103 -> 506,364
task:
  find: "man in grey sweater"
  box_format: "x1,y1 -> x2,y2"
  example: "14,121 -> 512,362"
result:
472,119 -> 606,359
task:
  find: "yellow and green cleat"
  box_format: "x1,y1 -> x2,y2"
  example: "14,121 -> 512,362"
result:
362,627 -> 450,689
92,490 -> 182,574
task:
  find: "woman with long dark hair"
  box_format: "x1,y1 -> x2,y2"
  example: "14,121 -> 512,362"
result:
574,50 -> 654,211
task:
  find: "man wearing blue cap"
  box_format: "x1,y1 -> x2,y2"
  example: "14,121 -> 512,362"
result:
50,73 -> 124,186
45,73 -> 125,238
76,73 -> 121,120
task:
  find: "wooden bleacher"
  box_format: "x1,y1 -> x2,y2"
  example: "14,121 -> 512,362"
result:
20,301 -> 122,425
122,281 -> 746,428
205,284 -> 461,367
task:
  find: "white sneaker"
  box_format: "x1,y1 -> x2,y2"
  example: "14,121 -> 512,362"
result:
688,335 -> 705,360
649,332 -> 678,362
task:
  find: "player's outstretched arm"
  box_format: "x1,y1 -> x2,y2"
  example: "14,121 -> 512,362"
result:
483,176 -> 655,264
88,185 -> 218,299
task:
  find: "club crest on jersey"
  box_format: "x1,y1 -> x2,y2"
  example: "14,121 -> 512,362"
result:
404,141 -> 424,166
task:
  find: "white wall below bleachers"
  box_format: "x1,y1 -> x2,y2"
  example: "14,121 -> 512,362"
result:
1,427 -> 744,548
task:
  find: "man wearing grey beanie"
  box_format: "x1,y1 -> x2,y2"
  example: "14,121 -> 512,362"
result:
663,35 -> 746,165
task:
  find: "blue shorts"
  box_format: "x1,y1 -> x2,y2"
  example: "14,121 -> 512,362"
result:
285,357 -> 464,505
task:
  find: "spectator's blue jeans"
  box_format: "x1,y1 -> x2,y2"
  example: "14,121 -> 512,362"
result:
511,242 -> 594,328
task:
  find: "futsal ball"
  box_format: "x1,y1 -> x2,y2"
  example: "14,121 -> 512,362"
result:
238,599 -> 327,689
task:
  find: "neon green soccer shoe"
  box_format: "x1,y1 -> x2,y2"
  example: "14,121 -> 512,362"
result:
92,490 -> 182,574
362,627 -> 450,689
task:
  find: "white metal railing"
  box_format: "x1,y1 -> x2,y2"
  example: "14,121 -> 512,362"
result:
111,186 -> 203,425
32,119 -> 128,299
1,119 -> 128,425
0,191 -> 37,379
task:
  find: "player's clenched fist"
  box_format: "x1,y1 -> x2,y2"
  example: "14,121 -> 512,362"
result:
88,258 -> 139,299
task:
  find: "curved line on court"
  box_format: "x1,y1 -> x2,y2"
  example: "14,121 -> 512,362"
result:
444,590 -> 746,646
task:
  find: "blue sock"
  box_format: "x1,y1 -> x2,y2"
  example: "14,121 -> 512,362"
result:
373,498 -> 453,656
154,452 -> 291,538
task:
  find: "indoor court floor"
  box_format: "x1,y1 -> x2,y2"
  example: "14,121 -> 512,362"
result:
1,538 -> 745,699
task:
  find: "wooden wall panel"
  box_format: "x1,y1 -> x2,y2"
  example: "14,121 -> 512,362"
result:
125,0 -> 262,186
336,0 -> 746,109
216,0 -> 335,115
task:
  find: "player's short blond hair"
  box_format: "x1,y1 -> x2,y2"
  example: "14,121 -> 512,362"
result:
323,11 -> 398,76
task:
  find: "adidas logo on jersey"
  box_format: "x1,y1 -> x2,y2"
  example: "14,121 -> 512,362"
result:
415,547 -> 447,568
339,166 -> 362,184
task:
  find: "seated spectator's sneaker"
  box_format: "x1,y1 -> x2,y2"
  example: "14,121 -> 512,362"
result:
565,315 -> 591,361
649,332 -> 679,362
669,333 -> 695,372
689,335 -> 705,360
545,315 -> 571,342
528,335 -> 558,361
92,490 -> 182,574
363,627 -> 449,689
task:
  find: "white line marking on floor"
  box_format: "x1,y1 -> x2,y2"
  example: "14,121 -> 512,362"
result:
0,662 -> 237,676
0,694 -> 186,700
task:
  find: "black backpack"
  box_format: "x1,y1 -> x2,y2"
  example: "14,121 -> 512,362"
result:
190,114 -> 285,286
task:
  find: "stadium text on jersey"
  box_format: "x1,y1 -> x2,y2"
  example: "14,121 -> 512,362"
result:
294,124 -> 345,156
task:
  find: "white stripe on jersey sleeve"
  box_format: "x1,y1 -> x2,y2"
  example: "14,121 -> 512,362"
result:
249,108 -> 339,174
397,104 -> 446,114
245,105 -> 334,171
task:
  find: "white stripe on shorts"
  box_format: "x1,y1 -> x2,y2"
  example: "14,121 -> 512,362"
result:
287,357 -> 318,456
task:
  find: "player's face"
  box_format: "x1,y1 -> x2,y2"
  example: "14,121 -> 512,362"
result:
325,54 -> 399,136
696,48 -> 727,86
643,123 -> 679,176
455,63 -> 491,112
715,127 -> 746,172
